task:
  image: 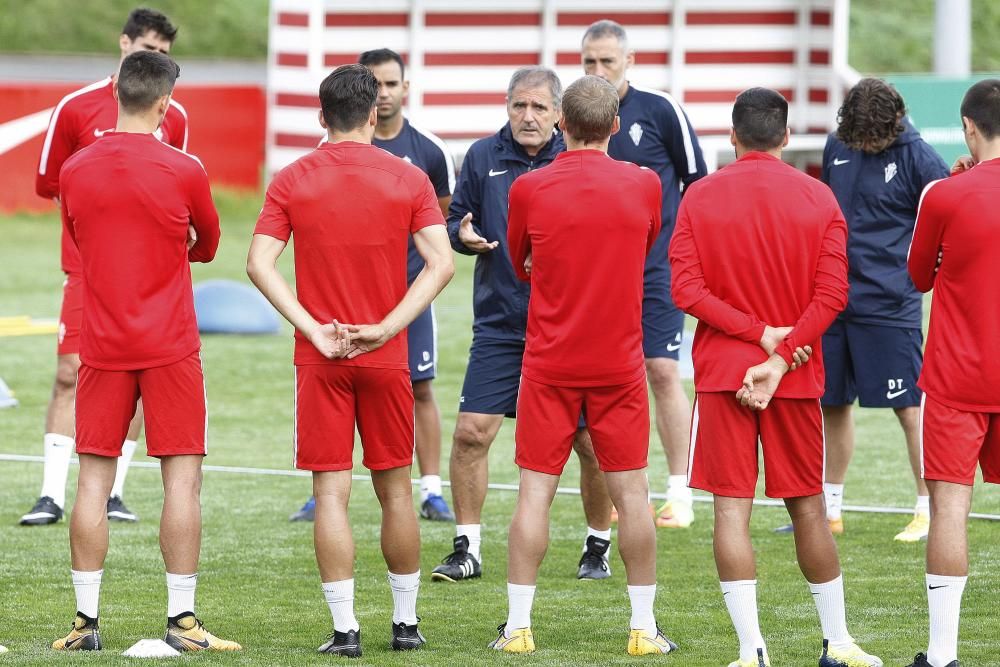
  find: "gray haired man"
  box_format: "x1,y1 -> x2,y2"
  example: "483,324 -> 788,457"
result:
431,67 -> 616,584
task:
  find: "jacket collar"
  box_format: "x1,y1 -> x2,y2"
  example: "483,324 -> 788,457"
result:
492,122 -> 564,165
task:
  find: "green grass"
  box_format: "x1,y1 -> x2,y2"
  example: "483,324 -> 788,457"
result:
1,192 -> 999,666
3,0 -> 1000,73
0,0 -> 268,60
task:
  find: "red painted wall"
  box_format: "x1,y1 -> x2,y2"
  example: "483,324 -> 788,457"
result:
0,83 -> 265,213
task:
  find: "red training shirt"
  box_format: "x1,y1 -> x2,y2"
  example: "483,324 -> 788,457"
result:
669,152 -> 848,397
36,77 -> 189,274
909,158 -> 1000,411
508,149 -> 661,386
254,141 -> 445,368
60,132 -> 219,371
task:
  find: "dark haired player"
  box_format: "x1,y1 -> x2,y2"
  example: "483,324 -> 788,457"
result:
53,50 -> 235,653
905,78 -> 1000,667
249,64 -> 454,656
25,7 -> 189,527
670,87 -> 881,667
289,47 -> 456,524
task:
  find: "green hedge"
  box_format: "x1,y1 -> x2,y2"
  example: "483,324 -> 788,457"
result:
1,0 -> 998,71
0,0 -> 268,59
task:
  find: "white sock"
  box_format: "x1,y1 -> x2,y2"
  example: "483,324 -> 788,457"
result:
111,440 -> 137,499
926,573 -> 966,667
41,433 -> 74,508
420,475 -> 442,502
72,569 -> 103,618
456,523 -> 481,562
824,483 -> 845,520
506,583 -> 536,632
584,526 -> 612,551
166,572 -> 197,618
627,584 -> 657,634
808,575 -> 852,646
387,570 -> 420,625
721,580 -> 766,662
323,579 -> 360,632
666,474 -> 692,502
916,495 -> 931,516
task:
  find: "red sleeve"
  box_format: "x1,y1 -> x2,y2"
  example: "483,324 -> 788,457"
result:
36,103 -> 77,199
668,196 -> 766,343
60,180 -> 76,246
907,179 -> 946,293
254,170 -> 293,241
410,172 -> 445,234
185,162 -> 220,263
774,207 -> 849,364
644,170 -> 662,255
166,101 -> 190,152
507,177 -> 531,282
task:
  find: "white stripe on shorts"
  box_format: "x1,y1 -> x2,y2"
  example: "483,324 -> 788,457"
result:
686,396 -> 700,486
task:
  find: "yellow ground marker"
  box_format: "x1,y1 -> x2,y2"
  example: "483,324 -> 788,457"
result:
0,315 -> 59,337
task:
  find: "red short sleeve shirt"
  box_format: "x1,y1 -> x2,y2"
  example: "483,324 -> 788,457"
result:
255,141 -> 445,367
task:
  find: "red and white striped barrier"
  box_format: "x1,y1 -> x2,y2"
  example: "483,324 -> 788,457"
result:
266,0 -> 854,176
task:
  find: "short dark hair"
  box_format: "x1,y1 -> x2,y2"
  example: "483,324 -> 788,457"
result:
358,48 -> 405,80
319,64 -> 379,133
732,88 -> 788,151
122,7 -> 178,43
960,79 -> 1000,140
836,78 -> 906,153
117,50 -> 179,114
561,75 -> 618,143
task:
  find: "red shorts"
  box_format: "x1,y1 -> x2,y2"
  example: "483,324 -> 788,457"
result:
688,392 -> 823,499
76,352 -> 206,458
515,375 -> 649,475
920,394 -> 1000,486
294,365 -> 414,472
57,273 -> 84,356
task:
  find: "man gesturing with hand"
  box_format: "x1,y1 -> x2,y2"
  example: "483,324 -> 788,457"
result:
669,88 -> 881,667
248,64 -> 453,656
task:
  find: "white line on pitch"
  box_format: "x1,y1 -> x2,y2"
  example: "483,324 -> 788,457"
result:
2,453 -> 998,521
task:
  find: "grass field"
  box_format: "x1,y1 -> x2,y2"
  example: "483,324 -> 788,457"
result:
1,192 -> 999,667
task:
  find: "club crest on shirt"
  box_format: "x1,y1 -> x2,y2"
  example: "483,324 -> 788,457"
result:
629,122 -> 643,146
884,162 -> 897,183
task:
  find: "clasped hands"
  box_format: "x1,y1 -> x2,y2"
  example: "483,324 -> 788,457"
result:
308,320 -> 391,360
736,325 -> 813,412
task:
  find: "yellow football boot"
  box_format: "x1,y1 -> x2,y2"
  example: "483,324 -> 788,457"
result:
894,512 -> 930,543
655,499 -> 695,528
820,638 -> 883,666
164,613 -> 241,652
728,647 -> 770,667
488,624 -> 534,653
52,613 -> 101,651
627,626 -> 677,655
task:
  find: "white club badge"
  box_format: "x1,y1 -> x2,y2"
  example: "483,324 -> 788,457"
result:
629,122 -> 643,146
884,162 -> 897,183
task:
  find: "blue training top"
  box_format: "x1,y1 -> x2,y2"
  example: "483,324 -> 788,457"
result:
607,84 -> 708,279
374,118 -> 455,284
821,119 -> 949,328
446,123 -> 564,341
